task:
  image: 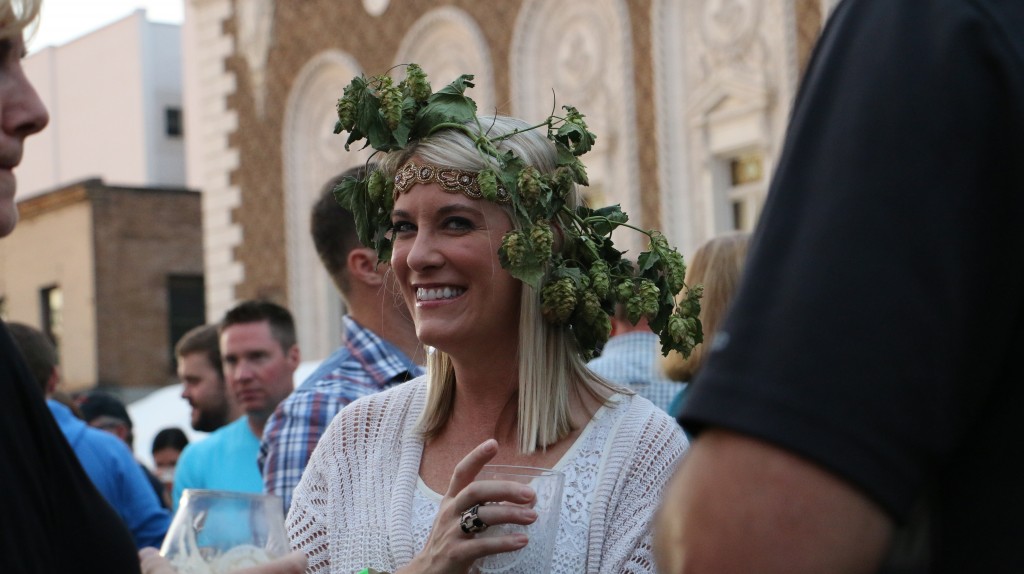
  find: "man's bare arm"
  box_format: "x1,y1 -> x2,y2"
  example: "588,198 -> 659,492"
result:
654,429 -> 894,574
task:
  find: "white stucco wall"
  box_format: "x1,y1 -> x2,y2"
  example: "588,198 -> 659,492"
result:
20,10 -> 184,198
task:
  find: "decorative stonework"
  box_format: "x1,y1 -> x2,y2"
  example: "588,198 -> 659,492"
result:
236,0 -> 275,117
185,0 -> 243,322
653,0 -> 806,249
393,7 -> 495,115
511,0 -> 642,254
362,0 -> 389,17
282,51 -> 370,360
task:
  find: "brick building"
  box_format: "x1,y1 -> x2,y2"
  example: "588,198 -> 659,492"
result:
184,0 -> 835,361
0,179 -> 205,393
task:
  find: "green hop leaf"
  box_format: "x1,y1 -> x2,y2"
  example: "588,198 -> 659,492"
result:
413,74 -> 478,139
554,105 -> 597,156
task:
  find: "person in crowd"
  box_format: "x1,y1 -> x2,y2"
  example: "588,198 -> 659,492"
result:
660,232 -> 749,415
172,301 -> 299,509
654,0 -> 1024,572
260,165 -> 424,510
587,296 -> 683,412
287,68 -> 690,573
7,323 -> 171,549
176,323 -> 241,432
0,2 -> 144,570
151,427 -> 189,507
78,389 -> 172,508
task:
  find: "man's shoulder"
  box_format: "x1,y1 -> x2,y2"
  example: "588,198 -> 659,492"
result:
181,418 -> 245,458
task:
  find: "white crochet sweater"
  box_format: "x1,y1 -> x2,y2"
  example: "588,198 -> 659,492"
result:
287,377 -> 687,573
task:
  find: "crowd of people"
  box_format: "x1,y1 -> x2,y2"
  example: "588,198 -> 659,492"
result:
2,0 -> 1023,572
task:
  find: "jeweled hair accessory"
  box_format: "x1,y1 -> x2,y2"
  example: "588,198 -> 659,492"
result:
394,162 -> 511,204
332,64 -> 703,359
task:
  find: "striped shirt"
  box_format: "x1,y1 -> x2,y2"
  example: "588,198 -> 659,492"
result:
587,331 -> 686,413
259,316 -> 424,510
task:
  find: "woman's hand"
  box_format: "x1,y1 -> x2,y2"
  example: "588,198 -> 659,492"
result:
397,439 -> 539,574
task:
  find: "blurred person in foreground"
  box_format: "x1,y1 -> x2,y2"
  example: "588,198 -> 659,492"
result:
260,164 -> 424,511
172,301 -> 299,510
176,323 -> 241,432
8,325 -> 171,547
0,1 -> 143,570
659,232 -> 749,416
287,66 -> 696,573
655,0 -> 1024,572
78,389 -> 173,508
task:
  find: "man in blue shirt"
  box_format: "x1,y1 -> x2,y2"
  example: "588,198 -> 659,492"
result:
260,166 -> 424,510
7,322 -> 171,549
173,301 -> 300,510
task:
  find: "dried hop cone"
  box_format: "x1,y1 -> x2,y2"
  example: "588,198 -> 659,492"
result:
367,170 -> 387,204
577,289 -> 604,326
403,63 -> 431,102
478,169 -> 499,202
588,260 -> 610,299
500,230 -> 529,268
615,279 -> 634,302
378,77 -> 403,131
529,220 -> 554,261
336,94 -> 356,132
541,277 -> 577,325
663,250 -> 687,294
517,166 -> 542,207
637,279 -> 661,319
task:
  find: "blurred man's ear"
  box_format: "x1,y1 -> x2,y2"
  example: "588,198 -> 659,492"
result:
44,367 -> 59,396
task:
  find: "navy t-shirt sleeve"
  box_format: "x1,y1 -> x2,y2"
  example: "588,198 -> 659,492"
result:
680,0 -> 1024,521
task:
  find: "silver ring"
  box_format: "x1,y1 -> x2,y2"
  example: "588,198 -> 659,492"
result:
459,504 -> 488,534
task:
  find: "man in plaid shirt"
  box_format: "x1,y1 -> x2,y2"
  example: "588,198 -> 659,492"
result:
259,167 -> 424,510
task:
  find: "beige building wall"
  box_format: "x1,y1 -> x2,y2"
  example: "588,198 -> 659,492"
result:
183,0 -> 827,359
0,180 -> 203,391
21,10 -> 185,199
92,186 -> 205,389
0,187 -> 98,391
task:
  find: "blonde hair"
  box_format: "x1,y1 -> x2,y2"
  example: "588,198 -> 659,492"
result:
381,116 -> 617,452
0,0 -> 42,42
663,232 -> 750,381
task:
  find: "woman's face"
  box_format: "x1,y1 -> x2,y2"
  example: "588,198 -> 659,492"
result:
391,181 -> 521,355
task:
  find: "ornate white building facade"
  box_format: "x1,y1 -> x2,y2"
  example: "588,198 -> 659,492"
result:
183,0 -> 836,361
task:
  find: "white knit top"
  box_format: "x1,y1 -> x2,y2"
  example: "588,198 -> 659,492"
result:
287,377 -> 687,573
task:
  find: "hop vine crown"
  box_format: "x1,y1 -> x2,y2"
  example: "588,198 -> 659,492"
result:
332,64 -> 702,359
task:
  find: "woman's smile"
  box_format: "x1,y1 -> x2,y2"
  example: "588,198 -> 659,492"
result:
415,285 -> 466,303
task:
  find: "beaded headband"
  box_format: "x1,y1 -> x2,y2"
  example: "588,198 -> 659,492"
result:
394,161 -> 512,204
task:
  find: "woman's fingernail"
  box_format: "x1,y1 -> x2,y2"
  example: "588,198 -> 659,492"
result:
513,535 -> 528,547
519,486 -> 533,498
524,509 -> 538,521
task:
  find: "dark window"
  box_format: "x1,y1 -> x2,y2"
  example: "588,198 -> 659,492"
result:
39,285 -> 63,351
167,275 -> 205,372
165,107 -> 183,137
